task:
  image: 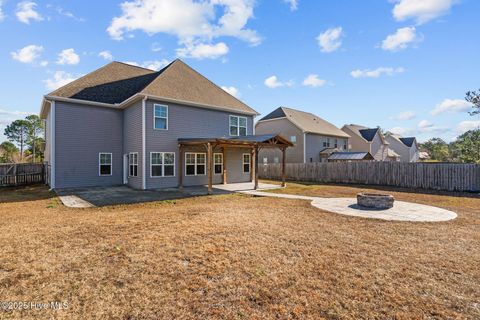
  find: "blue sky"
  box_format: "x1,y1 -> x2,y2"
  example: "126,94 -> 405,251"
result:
1,0 -> 479,143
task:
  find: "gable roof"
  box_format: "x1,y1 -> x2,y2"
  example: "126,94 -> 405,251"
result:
45,59 -> 257,115
258,107 -> 349,138
399,137 -> 416,147
343,124 -> 387,144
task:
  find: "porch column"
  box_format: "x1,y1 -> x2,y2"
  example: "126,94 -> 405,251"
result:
222,147 -> 227,184
179,145 -> 184,189
253,146 -> 259,190
281,147 -> 286,187
250,147 -> 254,182
207,142 -> 213,194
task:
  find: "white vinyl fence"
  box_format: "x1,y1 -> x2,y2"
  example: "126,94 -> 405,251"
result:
260,162 -> 480,192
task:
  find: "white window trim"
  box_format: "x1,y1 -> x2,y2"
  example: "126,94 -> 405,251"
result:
99,153 -> 112,176
153,104 -> 168,131
243,153 -> 251,173
129,152 -> 138,177
214,153 -> 223,175
150,152 -> 176,178
185,152 -> 206,176
229,115 -> 247,137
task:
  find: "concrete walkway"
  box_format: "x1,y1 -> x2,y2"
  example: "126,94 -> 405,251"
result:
241,190 -> 457,222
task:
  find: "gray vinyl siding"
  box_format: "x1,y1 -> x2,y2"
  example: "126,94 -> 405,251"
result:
123,101 -> 143,189
145,99 -> 254,189
54,102 -> 123,188
305,134 -> 348,163
255,118 -> 304,164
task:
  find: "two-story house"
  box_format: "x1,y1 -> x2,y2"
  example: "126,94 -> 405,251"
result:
255,107 -> 350,163
341,124 -> 400,161
40,59 -> 291,191
385,134 -> 420,162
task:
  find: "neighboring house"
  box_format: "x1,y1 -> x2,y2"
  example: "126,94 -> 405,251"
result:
419,151 -> 430,161
385,134 -> 420,162
40,59 -> 290,190
341,124 -> 399,161
255,107 -> 350,163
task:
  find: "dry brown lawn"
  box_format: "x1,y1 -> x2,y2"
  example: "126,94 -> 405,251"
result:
0,183 -> 479,319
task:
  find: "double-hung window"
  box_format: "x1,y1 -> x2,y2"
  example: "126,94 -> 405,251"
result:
151,152 -> 175,177
214,153 -> 223,175
129,152 -> 138,177
229,115 -> 247,136
99,153 -> 112,176
243,153 -> 251,173
154,104 -> 168,130
185,153 -> 206,176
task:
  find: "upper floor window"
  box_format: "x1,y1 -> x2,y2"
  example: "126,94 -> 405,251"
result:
343,140 -> 348,150
290,135 -> 297,144
229,115 -> 247,136
154,104 -> 168,130
99,153 -> 112,176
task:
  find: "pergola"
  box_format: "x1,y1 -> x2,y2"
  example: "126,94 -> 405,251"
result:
178,134 -> 293,194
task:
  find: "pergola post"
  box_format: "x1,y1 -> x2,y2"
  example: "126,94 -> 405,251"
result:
222,146 -> 227,184
253,146 -> 259,190
207,142 -> 213,194
179,145 -> 184,190
250,147 -> 254,182
281,147 -> 286,187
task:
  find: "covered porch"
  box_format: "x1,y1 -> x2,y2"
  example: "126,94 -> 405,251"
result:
178,134 -> 293,194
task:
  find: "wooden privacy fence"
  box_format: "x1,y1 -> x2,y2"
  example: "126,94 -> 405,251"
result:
0,163 -> 46,187
260,162 -> 480,192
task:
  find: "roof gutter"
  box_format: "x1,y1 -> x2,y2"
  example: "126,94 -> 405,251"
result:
40,93 -> 259,117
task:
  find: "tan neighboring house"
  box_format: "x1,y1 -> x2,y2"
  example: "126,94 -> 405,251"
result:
384,134 -> 420,162
341,124 -> 399,161
255,107 -> 350,163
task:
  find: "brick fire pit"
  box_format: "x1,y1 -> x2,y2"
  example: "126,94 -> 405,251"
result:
357,193 -> 395,210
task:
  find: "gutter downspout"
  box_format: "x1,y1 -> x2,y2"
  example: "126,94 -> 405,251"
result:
303,132 -> 306,163
50,100 -> 56,189
142,96 -> 147,190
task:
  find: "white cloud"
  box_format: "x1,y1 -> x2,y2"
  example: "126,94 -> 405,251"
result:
392,0 -> 457,25
0,108 -> 31,126
390,111 -> 416,121
284,0 -> 298,11
389,120 -> 449,136
221,86 -> 240,98
11,45 -> 44,64
56,48 -> 80,65
16,1 -> 43,24
52,6 -> 85,21
431,99 -> 472,116
351,67 -> 405,78
151,42 -> 162,52
98,50 -> 114,61
457,120 -> 480,134
264,75 -> 294,89
381,27 -> 419,51
123,59 -> 169,71
44,71 -> 79,91
176,42 -> 229,59
316,27 -> 343,53
107,0 -> 261,58
302,74 -> 326,88
0,1 -> 5,22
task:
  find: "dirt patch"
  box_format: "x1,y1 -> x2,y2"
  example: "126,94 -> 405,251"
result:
0,184 -> 479,319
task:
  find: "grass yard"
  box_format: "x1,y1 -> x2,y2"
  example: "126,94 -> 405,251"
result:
0,183 -> 479,319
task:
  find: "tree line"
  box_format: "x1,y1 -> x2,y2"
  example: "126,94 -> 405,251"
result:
420,89 -> 480,163
0,115 -> 44,163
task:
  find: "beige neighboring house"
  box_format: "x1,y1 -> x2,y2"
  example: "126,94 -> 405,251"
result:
384,134 -> 420,162
255,107 -> 350,163
341,124 -> 399,161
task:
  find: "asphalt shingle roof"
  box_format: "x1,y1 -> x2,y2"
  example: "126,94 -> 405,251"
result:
399,137 -> 416,147
47,59 -> 257,114
258,107 -> 350,138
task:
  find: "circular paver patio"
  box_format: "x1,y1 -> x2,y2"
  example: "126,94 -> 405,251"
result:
242,190 -> 457,222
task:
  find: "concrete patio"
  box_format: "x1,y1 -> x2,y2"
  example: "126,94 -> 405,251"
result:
56,182 -> 281,208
